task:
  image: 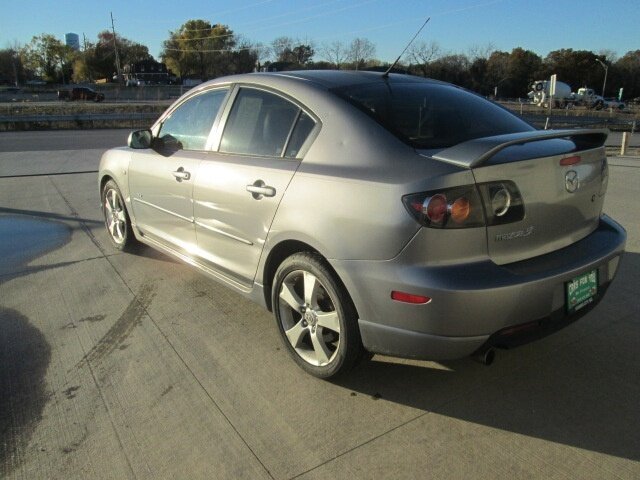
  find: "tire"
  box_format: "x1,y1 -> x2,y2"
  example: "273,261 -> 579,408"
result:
272,252 -> 367,379
101,180 -> 136,251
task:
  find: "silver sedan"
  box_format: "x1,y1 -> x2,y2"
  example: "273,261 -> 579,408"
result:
99,71 -> 626,378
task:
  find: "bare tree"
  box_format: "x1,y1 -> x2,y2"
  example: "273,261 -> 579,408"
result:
321,41 -> 346,69
255,43 -> 271,66
347,38 -> 375,70
406,40 -> 441,76
467,42 -> 496,61
271,36 -> 295,62
598,49 -> 618,63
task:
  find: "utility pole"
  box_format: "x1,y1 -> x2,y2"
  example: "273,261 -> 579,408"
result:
111,12 -> 123,84
595,59 -> 608,98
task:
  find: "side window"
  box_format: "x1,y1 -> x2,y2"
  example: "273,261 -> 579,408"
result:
285,111 -> 316,158
158,88 -> 227,151
220,88 -> 300,157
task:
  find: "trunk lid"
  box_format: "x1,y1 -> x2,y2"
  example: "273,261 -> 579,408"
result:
428,129 -> 609,265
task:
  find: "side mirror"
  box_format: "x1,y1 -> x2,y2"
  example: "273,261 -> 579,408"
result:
127,129 -> 152,149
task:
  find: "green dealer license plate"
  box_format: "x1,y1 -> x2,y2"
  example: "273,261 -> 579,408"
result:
566,269 -> 598,314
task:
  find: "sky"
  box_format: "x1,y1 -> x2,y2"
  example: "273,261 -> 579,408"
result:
1,0 -> 638,63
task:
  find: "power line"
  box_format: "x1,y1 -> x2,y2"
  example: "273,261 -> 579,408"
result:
312,0 -> 505,42
164,0 -> 504,53
166,0 -> 378,42
124,0 -> 279,26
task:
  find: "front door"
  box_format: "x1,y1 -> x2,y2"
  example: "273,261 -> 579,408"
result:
128,87 -> 229,253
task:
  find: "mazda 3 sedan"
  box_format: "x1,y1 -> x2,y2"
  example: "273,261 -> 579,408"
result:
99,71 -> 626,378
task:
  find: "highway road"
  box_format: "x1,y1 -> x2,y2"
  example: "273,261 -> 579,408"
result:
1,130 -> 639,479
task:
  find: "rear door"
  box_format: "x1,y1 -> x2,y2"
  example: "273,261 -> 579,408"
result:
128,87 -> 229,253
193,87 -> 318,286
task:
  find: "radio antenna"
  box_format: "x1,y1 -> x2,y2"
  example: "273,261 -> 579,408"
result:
383,17 -> 430,78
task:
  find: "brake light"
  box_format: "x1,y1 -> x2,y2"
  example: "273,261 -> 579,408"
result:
403,185 -> 484,229
560,155 -> 581,166
404,182 -> 525,229
425,194 -> 448,224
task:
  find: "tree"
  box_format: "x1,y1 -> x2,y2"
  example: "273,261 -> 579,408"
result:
485,51 -> 510,96
229,40 -> 259,74
425,54 -> 471,88
0,46 -> 24,85
269,37 -> 314,67
21,34 -> 76,83
161,20 -> 236,80
505,48 -> 542,97
406,41 -> 441,77
271,36 -> 295,62
250,42 -> 270,70
468,56 -> 489,95
540,49 -> 602,92
614,50 -> 640,99
290,45 -> 314,65
467,43 -> 496,62
86,31 -> 153,81
71,57 -> 91,83
321,41 -> 346,69
347,38 -> 375,70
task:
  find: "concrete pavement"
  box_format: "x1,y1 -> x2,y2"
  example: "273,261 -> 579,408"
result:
1,131 -> 639,479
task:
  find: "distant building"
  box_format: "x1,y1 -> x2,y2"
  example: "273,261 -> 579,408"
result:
65,33 -> 80,51
123,60 -> 171,85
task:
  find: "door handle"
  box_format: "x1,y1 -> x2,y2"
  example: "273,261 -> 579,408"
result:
246,180 -> 276,199
172,167 -> 191,182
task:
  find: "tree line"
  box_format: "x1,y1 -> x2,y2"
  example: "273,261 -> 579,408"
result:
1,19 -> 639,100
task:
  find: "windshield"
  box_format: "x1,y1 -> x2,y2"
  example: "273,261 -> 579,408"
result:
332,82 -> 534,149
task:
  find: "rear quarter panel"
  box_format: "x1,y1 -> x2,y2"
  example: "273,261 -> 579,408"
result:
265,95 -> 476,262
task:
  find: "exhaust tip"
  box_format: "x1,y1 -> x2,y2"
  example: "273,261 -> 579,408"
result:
475,348 -> 495,366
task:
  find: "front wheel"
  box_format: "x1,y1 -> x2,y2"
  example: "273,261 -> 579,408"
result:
101,180 -> 136,251
272,253 -> 367,379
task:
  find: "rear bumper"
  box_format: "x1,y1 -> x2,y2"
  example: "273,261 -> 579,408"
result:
331,215 -> 626,360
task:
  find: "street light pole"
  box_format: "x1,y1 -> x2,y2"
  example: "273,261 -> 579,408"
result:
595,59 -> 608,98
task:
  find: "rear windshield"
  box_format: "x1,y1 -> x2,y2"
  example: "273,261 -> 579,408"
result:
332,82 -> 533,149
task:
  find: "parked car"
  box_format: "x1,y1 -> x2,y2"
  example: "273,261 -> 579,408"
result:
58,86 -> 105,102
99,71 -> 626,378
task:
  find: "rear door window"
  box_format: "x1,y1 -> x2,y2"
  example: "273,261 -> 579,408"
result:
220,88 -> 312,157
284,111 -> 316,158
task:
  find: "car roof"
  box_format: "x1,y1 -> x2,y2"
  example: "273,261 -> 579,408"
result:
267,70 -> 441,88
205,70 -> 444,91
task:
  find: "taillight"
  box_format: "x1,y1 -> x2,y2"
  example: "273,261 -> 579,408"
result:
404,181 -> 525,229
403,185 -> 484,229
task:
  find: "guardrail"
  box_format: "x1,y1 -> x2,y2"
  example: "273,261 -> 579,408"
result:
0,112 -> 158,130
518,113 -> 636,133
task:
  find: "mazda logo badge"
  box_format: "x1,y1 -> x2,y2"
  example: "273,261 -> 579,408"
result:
565,170 -> 580,193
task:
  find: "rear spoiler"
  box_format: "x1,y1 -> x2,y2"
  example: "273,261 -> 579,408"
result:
429,129 -> 608,169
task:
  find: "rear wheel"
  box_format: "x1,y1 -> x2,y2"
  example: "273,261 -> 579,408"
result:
272,253 -> 366,379
102,180 -> 136,251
